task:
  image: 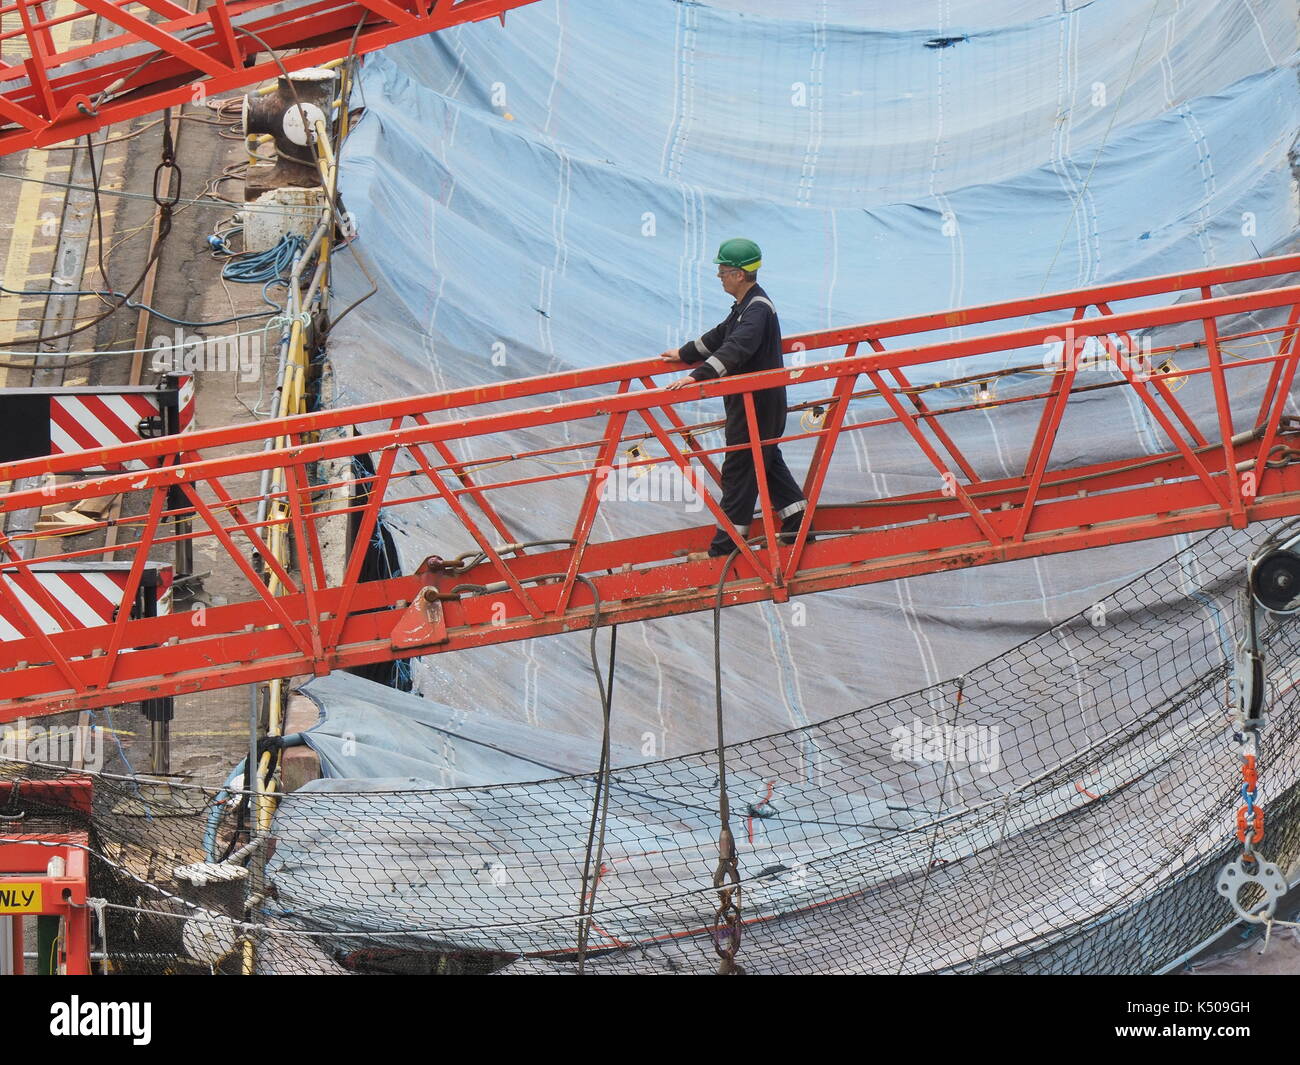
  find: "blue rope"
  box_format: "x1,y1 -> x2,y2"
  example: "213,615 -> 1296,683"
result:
85,707 -> 153,824
394,658 -> 412,691
204,760 -> 247,861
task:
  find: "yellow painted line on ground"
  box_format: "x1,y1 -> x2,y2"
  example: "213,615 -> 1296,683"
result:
0,170 -> 53,384
73,727 -> 251,738
0,0 -> 80,388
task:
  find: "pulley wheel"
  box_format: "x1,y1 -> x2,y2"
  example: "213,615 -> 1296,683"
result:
1252,550 -> 1300,613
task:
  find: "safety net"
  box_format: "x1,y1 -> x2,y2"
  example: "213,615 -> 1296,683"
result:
3,521 -> 1297,973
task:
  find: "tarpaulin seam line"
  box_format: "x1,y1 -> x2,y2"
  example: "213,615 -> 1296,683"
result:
1242,0 -> 1281,67
796,0 -> 828,208
1066,5 -> 1103,285
1178,102 -> 1220,267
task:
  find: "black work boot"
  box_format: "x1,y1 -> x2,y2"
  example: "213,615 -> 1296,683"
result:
707,523 -> 750,557
779,512 -> 815,546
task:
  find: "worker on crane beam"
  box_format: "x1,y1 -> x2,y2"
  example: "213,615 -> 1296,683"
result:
661,238 -> 812,557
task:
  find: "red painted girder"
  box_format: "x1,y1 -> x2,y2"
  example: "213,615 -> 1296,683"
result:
5,433 -> 1274,665
3,440 -> 1300,719
0,0 -> 545,155
1,254 -> 1298,719
5,270 -> 1300,496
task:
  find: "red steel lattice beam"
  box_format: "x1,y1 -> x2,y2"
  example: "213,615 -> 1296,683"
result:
1,255 -> 1300,718
0,0 -> 545,155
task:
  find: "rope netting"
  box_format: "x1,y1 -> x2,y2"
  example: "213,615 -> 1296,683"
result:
3,522 -> 1299,974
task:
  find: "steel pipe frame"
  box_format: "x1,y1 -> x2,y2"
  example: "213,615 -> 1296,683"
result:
0,0 -> 544,155
1,255 -> 1299,718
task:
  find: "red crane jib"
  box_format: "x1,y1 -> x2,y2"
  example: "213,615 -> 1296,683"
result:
0,1 -> 544,155
1,256 -> 1299,719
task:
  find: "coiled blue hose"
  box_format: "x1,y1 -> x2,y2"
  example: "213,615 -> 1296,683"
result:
219,233 -> 306,286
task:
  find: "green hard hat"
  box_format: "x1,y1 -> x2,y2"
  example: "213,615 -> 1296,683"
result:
714,237 -> 762,271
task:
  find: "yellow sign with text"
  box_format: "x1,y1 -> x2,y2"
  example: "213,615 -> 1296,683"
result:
0,882 -> 42,913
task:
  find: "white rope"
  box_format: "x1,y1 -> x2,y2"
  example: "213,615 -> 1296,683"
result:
0,323 -> 274,360
87,896 -> 109,969
1259,917 -> 1300,952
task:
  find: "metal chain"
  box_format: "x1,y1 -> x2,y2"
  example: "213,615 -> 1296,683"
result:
151,109 -> 182,241
1263,416 -> 1300,469
712,825 -> 742,974
1265,444 -> 1300,469
711,551 -> 744,975
1234,745 -> 1265,863
1231,591 -> 1267,866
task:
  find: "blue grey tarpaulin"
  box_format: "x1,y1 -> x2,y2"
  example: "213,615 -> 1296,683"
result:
261,4 -> 1300,971
296,670 -> 642,784
319,0 -> 1300,759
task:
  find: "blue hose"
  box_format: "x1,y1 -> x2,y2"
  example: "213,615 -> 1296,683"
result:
203,760 -> 248,861
220,233 -> 306,286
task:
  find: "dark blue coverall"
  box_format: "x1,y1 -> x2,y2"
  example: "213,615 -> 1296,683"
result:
677,284 -> 808,555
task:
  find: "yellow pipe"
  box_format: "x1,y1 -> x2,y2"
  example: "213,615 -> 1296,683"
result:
338,68 -> 352,143
247,113 -> 340,911
240,118 -> 340,970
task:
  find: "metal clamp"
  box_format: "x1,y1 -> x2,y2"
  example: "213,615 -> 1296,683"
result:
1216,857 -> 1289,922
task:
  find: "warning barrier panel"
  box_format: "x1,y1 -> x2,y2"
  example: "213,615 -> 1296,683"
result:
0,562 -> 171,644
0,376 -> 193,471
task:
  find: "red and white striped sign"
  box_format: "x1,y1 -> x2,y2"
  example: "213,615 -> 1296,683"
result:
50,391 -> 161,472
0,562 -> 172,643
177,374 -> 196,433
48,377 -> 195,473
